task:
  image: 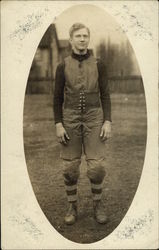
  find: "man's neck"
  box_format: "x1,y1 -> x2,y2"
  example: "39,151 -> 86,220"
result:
72,48 -> 87,55
71,49 -> 90,62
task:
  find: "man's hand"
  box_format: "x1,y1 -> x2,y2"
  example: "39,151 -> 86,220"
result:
100,120 -> 112,141
56,123 -> 70,145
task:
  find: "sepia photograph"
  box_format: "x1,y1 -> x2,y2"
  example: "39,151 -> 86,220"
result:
23,4 -> 147,243
2,1 -> 158,249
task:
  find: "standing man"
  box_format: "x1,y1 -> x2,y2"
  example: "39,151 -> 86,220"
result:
53,23 -> 111,225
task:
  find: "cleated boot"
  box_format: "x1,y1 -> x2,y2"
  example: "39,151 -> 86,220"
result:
93,200 -> 108,224
64,202 -> 77,225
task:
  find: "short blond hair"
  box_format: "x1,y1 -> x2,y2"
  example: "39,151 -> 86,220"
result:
69,23 -> 90,38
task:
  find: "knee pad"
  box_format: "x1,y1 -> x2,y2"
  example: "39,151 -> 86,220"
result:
87,158 -> 106,183
62,158 -> 81,184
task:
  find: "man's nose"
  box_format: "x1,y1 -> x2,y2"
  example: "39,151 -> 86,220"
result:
80,36 -> 85,41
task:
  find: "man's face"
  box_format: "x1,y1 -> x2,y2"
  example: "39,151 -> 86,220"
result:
70,28 -> 90,53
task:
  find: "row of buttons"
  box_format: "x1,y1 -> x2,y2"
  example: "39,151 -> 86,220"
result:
78,92 -> 86,110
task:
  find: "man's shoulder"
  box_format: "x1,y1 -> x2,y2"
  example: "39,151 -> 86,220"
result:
86,54 -> 99,65
88,55 -> 103,65
56,55 -> 73,71
95,57 -> 104,65
95,58 -> 107,75
61,55 -> 73,66
56,61 -> 65,73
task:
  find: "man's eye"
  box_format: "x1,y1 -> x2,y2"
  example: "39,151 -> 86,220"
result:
75,35 -> 88,38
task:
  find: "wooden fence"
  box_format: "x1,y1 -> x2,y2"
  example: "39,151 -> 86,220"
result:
26,78 -> 53,94
109,76 -> 144,93
26,75 -> 144,94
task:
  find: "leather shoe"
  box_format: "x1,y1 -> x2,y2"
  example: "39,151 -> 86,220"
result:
64,202 -> 77,225
93,200 -> 108,224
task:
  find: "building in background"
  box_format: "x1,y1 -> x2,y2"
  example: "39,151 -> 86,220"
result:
26,24 -> 71,94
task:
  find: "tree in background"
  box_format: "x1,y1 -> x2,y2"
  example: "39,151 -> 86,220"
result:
96,38 -> 134,78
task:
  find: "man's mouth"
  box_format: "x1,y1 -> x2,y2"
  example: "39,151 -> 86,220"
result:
79,43 -> 86,47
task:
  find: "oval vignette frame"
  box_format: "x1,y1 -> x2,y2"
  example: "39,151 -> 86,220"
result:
23,4 -> 147,244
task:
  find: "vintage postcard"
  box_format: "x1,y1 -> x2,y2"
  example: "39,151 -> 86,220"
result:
1,1 -> 158,249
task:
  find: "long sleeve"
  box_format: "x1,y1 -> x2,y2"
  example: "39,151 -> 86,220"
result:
53,63 -> 65,124
97,61 -> 112,122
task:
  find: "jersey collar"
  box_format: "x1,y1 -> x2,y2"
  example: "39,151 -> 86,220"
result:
71,50 -> 91,62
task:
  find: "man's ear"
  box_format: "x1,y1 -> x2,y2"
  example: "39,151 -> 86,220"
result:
69,38 -> 72,46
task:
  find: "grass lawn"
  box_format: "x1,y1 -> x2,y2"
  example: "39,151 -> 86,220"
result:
23,93 -> 147,243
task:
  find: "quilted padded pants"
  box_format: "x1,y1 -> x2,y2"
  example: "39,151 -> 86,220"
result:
60,107 -> 107,202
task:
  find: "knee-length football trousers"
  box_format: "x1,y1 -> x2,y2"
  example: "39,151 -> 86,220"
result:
60,107 -> 107,203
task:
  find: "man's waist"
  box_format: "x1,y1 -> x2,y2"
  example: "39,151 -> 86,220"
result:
64,91 -> 101,110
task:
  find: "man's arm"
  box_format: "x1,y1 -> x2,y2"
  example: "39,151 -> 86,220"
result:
53,63 -> 65,124
97,60 -> 111,122
97,60 -> 112,141
53,63 -> 70,144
